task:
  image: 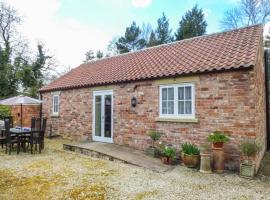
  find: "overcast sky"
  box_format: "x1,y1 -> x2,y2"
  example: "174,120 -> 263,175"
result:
6,0 -> 270,72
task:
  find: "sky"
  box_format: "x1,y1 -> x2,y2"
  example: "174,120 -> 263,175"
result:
6,0 -> 270,72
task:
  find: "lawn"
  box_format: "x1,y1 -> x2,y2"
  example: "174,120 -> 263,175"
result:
0,138 -> 269,200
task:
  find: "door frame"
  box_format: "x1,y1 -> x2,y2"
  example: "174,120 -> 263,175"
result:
92,90 -> 113,143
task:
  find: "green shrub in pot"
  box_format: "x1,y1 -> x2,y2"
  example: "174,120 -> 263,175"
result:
207,131 -> 230,148
181,143 -> 200,168
146,130 -> 163,157
239,140 -> 261,179
161,146 -> 175,165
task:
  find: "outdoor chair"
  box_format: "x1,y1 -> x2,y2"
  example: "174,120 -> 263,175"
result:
20,117 -> 36,152
4,116 -> 13,128
5,119 -> 20,154
28,118 -> 47,154
0,122 -> 6,148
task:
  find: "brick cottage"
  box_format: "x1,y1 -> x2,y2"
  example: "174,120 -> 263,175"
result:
40,25 -> 268,171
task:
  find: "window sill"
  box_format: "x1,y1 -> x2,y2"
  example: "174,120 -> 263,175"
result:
155,117 -> 198,123
51,114 -> 59,118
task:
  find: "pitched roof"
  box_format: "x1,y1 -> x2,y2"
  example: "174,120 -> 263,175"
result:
40,24 -> 263,92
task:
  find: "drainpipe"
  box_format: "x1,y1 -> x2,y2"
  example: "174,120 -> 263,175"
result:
39,92 -> 43,130
264,49 -> 270,150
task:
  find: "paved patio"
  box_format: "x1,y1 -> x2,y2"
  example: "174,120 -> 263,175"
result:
63,142 -> 173,173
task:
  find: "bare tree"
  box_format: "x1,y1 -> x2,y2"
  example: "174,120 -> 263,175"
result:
0,2 -> 21,57
107,37 -> 119,56
221,0 -> 270,30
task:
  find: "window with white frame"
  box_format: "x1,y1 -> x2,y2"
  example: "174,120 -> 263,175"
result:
159,83 -> 195,118
52,94 -> 59,115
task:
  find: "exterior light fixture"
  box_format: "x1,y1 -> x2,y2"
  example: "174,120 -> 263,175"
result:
131,97 -> 137,107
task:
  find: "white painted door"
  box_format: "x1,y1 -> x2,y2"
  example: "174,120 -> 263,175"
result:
93,90 -> 113,143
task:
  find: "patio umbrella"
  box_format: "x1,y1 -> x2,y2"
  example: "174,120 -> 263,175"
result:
0,95 -> 42,128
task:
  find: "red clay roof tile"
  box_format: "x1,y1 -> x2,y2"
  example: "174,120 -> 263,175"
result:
40,24 -> 263,92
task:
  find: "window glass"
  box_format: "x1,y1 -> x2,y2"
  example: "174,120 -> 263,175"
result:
168,101 -> 174,114
178,101 -> 184,114
168,88 -> 174,100
185,86 -> 192,100
162,88 -> 167,100
185,101 -> 192,114
53,95 -> 59,114
162,101 -> 167,114
178,87 -> 184,100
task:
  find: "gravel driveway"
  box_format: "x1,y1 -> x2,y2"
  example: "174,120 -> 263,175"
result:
0,138 -> 269,200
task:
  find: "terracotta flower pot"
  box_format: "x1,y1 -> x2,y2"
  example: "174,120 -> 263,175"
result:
213,142 -> 224,148
161,156 -> 173,165
200,153 -> 212,173
212,147 -> 224,173
182,153 -> 200,168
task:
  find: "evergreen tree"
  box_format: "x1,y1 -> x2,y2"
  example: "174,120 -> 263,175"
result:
19,44 -> 52,97
265,29 -> 270,49
155,13 -> 173,45
175,5 -> 207,40
147,31 -> 159,47
116,21 -> 146,54
84,49 -> 95,63
96,50 -> 104,59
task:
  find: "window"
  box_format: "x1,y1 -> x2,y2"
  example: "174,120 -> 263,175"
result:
52,94 -> 59,115
159,83 -> 195,118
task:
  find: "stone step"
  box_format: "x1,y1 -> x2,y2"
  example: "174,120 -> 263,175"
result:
63,142 -> 173,173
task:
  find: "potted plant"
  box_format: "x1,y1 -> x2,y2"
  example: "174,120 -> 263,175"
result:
199,143 -> 212,173
207,130 -> 230,148
181,142 -> 200,168
146,130 -> 163,157
161,146 -> 176,165
239,140 -> 261,179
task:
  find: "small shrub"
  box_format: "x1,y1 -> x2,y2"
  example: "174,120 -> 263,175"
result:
147,130 -> 163,147
207,130 -> 230,143
181,143 -> 200,155
240,140 -> 261,160
0,105 -> 11,120
162,146 -> 176,159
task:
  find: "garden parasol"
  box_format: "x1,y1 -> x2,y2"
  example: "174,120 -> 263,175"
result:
0,95 -> 42,127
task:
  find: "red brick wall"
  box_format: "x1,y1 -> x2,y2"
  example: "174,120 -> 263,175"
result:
42,68 -> 266,171
254,40 -> 267,172
11,105 -> 40,127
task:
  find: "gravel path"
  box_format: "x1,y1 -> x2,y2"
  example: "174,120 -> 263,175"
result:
0,138 -> 269,200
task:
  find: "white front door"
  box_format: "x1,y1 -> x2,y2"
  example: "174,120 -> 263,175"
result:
92,90 -> 113,143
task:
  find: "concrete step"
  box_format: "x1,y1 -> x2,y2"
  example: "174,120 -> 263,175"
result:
63,142 -> 173,173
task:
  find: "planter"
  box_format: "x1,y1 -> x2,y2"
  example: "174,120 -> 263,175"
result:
213,142 -> 224,148
146,147 -> 155,157
212,147 -> 224,173
146,147 -> 161,158
161,156 -> 173,165
182,153 -> 200,168
200,153 -> 212,173
240,162 -> 255,179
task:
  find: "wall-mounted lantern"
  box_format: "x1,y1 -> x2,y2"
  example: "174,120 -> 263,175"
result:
131,97 -> 137,108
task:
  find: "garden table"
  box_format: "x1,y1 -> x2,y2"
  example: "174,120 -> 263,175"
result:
10,128 -> 31,135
